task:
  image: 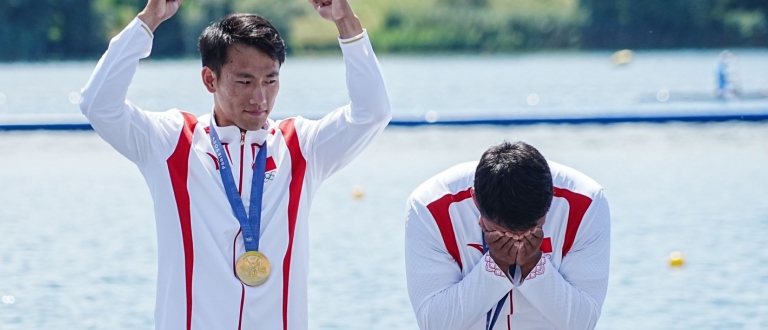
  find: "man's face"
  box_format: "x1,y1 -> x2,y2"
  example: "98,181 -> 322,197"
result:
203,43 -> 280,131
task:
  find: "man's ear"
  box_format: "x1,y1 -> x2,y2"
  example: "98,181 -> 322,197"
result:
472,188 -> 488,231
202,67 -> 217,93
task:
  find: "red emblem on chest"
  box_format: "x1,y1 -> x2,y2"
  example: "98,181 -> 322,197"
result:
540,237 -> 552,254
265,157 -> 276,172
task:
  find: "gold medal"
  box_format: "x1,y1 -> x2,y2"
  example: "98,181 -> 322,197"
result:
235,251 -> 271,286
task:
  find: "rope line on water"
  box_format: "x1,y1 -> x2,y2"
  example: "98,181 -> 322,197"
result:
1,113 -> 768,131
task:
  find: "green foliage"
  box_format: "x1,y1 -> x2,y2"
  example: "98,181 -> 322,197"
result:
232,0 -> 309,55
0,0 -> 102,60
371,8 -> 583,52
0,0 -> 766,61
440,0 -> 489,7
579,0 -> 768,48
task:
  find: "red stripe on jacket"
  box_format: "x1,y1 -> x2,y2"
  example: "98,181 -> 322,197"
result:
279,119 -> 307,330
166,112 -> 198,330
426,188 -> 473,271
553,187 -> 592,258
430,186 -> 592,270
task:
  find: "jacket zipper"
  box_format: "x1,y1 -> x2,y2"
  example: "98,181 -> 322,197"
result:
238,131 -> 245,195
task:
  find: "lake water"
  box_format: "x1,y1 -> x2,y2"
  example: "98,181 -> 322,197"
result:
1,51 -> 768,329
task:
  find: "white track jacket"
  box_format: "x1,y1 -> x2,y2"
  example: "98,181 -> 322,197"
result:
80,18 -> 390,330
405,161 -> 610,330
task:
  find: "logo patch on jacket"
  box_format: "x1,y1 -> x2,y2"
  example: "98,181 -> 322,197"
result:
264,157 -> 277,182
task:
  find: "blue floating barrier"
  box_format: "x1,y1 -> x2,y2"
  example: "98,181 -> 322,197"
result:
1,112 -> 768,131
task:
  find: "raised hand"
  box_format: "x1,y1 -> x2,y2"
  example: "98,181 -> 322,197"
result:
137,0 -> 183,32
308,0 -> 353,22
307,0 -> 362,39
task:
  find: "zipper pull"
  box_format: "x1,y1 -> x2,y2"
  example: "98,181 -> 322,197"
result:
240,131 -> 246,146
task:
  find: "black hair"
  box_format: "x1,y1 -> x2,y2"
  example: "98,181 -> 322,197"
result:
198,13 -> 286,75
474,141 -> 553,231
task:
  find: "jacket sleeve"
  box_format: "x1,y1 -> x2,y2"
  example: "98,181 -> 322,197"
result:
300,30 -> 391,182
405,196 -> 514,330
79,18 -> 183,165
517,190 -> 611,330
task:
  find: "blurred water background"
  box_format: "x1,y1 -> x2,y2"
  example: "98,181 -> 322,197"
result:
1,49 -> 768,329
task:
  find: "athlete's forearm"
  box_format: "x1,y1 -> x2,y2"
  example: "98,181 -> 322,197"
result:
517,196 -> 610,330
300,33 -> 391,180
334,16 -> 363,39
79,18 -> 175,164
340,30 -> 391,126
518,260 -> 606,329
410,256 -> 513,330
80,18 -> 153,121
406,206 -> 513,330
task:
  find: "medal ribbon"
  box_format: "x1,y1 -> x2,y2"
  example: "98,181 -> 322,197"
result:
209,121 -> 267,252
482,233 -> 523,330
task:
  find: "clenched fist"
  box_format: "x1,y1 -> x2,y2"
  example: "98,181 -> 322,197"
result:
137,0 -> 183,32
307,0 -> 362,39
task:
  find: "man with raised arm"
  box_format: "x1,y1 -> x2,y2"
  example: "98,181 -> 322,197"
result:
79,0 -> 390,329
405,141 -> 610,330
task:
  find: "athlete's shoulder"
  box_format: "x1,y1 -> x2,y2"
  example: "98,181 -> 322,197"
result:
548,160 -> 604,199
194,112 -> 211,126
408,161 -> 477,207
272,116 -> 306,126
272,116 -> 308,134
135,108 -> 195,132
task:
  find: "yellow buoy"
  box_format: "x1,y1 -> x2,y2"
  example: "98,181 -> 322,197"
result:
352,186 -> 365,200
669,251 -> 684,267
611,49 -> 634,66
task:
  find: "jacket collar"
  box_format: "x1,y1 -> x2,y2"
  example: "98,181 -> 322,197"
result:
201,111 -> 273,145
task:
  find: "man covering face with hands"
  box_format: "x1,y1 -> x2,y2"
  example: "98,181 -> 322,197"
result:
479,214 -> 546,286
405,141 -> 610,330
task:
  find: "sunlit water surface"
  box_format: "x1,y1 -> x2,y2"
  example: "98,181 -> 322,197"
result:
1,51 -> 768,329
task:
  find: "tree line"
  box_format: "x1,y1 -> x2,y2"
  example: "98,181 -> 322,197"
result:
0,0 -> 765,61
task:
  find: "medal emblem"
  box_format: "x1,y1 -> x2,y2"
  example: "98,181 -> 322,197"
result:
236,251 -> 271,286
